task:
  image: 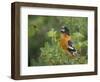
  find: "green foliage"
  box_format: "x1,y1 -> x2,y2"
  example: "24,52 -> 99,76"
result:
38,29 -> 87,65
28,15 -> 88,66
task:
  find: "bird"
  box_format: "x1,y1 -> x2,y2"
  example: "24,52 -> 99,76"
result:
60,26 -> 78,57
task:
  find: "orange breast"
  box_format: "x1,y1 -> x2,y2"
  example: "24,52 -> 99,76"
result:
60,34 -> 71,51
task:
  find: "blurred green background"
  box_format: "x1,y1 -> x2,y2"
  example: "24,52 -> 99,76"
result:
28,15 -> 88,66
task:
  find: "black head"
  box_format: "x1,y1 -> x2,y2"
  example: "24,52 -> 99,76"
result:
60,26 -> 70,35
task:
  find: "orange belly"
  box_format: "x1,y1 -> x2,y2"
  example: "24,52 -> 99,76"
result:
60,34 -> 71,51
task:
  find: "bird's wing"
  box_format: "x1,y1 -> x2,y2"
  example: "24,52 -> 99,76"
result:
67,40 -> 76,52
67,40 -> 78,56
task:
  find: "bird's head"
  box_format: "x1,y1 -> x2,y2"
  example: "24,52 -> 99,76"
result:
60,26 -> 70,35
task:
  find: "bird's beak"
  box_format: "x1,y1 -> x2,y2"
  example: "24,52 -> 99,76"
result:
60,29 -> 65,33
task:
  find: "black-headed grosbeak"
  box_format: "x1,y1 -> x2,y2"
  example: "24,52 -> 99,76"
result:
60,26 -> 78,57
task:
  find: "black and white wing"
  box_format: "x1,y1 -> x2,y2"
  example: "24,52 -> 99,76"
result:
67,40 -> 78,56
